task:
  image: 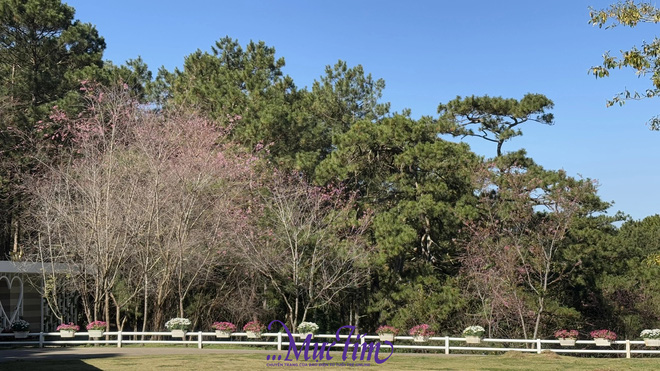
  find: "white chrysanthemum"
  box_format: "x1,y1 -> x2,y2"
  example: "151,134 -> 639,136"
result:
298,321 -> 319,333
462,325 -> 485,336
641,329 -> 660,339
165,317 -> 192,330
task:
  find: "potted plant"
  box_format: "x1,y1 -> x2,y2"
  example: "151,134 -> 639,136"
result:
297,322 -> 319,339
165,317 -> 191,338
409,324 -> 434,342
86,320 -> 106,338
376,325 -> 399,342
640,329 -> 660,347
11,319 -> 30,339
212,322 -> 236,338
462,325 -> 485,344
590,329 -> 616,346
244,320 -> 265,338
57,322 -> 80,338
554,329 -> 579,346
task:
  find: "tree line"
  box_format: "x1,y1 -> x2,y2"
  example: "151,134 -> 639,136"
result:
1,0 -> 659,339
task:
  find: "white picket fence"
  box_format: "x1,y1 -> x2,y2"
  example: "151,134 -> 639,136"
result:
2,332 -> 660,358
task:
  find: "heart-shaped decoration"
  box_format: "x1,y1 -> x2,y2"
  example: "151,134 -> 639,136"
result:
0,275 -> 24,329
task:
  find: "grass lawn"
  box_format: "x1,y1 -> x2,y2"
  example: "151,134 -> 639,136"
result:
4,351 -> 660,370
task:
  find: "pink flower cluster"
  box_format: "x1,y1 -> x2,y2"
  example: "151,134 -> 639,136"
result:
243,321 -> 265,333
590,329 -> 617,341
86,321 -> 107,331
554,329 -> 579,339
56,322 -> 80,331
409,324 -> 434,337
376,325 -> 399,335
212,322 -> 237,332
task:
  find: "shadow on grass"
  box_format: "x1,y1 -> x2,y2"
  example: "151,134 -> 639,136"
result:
4,359 -> 102,371
0,348 -> 124,364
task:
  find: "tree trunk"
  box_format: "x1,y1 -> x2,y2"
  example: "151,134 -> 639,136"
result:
141,277 -> 149,338
12,218 -> 19,258
104,291 -> 110,334
293,295 -> 299,333
532,296 -> 545,340
110,292 -> 121,331
353,302 -> 360,333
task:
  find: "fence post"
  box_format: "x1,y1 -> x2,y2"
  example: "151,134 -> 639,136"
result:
536,338 -> 542,354
198,331 -> 203,349
444,336 -> 449,355
626,340 -> 631,359
39,332 -> 44,348
117,331 -> 122,348
278,332 -> 282,351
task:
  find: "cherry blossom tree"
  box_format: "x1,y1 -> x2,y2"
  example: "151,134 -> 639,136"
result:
230,173 -> 374,332
23,83 -> 259,331
459,161 -> 603,339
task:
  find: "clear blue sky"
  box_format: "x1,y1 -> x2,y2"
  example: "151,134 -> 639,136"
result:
66,0 -> 660,221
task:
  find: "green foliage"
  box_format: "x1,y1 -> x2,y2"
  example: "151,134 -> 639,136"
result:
458,157 -> 610,339
0,0 -> 105,124
596,215 -> 660,338
3,1 -> 653,338
163,36 -> 311,169
168,36 -> 287,120
438,94 -> 554,156
165,43 -> 391,174
375,275 -> 465,331
590,1 -> 660,29
102,58 -> 154,102
306,60 -> 389,136
0,0 -> 107,258
317,113 -> 478,328
589,1 -> 660,129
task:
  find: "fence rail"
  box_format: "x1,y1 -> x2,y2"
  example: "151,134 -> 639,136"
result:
2,332 -> 660,358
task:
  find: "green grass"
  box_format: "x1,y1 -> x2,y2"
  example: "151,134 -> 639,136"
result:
4,351 -> 660,370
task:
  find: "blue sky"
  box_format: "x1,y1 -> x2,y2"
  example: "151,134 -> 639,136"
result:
66,0 -> 660,220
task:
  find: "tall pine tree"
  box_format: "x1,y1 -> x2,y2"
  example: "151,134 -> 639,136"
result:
0,0 -> 105,257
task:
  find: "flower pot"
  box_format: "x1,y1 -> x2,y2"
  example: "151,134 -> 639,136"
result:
246,331 -> 261,339
558,338 -> 576,346
465,336 -> 482,344
379,333 -> 394,342
299,332 -> 314,339
171,329 -> 186,338
13,331 -> 28,339
593,338 -> 611,346
644,339 -> 660,347
215,330 -> 231,338
88,330 -> 103,338
413,335 -> 429,342
60,330 -> 76,338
